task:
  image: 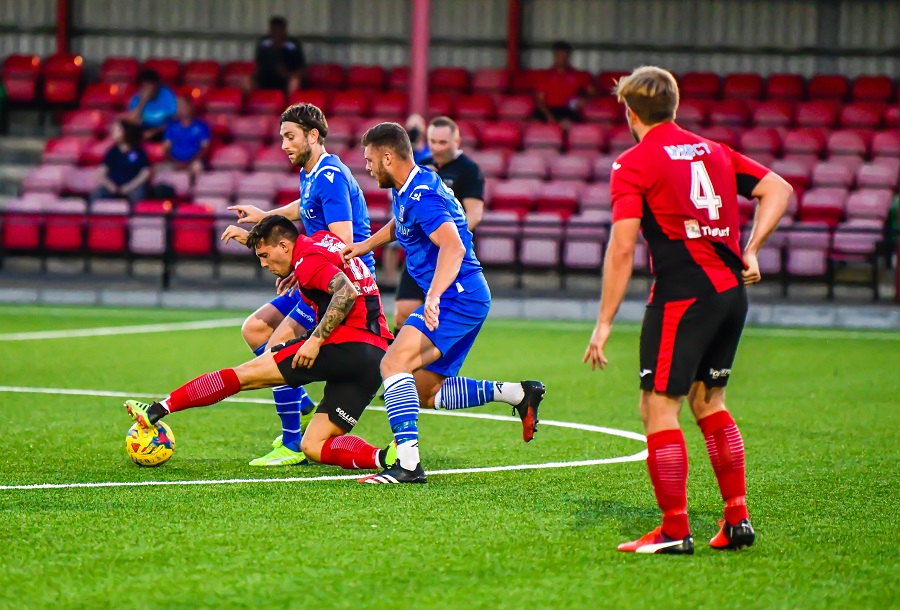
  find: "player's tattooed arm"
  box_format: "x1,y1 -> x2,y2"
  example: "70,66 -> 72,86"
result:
310,272 -> 358,341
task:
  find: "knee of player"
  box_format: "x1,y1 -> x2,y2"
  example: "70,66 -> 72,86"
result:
300,436 -> 322,462
240,315 -> 268,348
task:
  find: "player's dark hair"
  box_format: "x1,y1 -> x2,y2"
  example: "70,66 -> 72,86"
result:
615,65 -> 679,125
269,16 -> 287,29
119,119 -> 143,150
245,215 -> 299,250
137,68 -> 161,85
360,122 -> 413,160
552,40 -> 573,53
429,116 -> 459,135
280,103 -> 328,142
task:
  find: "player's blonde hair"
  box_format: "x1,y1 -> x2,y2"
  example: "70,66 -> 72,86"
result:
614,66 -> 680,125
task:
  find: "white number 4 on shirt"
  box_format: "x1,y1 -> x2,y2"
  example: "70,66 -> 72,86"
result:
690,161 -> 722,220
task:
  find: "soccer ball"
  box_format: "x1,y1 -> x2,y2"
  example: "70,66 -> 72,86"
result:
126,422 -> 175,467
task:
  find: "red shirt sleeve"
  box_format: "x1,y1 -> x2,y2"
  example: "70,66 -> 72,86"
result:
727,147 -> 771,199
610,157 -> 644,222
292,252 -> 343,292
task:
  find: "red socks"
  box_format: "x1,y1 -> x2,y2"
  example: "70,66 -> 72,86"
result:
320,435 -> 378,470
163,369 -> 241,413
646,429 -> 690,540
699,410 -> 749,525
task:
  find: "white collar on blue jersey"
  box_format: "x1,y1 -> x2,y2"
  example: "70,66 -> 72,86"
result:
397,165 -> 421,196
307,149 -> 330,175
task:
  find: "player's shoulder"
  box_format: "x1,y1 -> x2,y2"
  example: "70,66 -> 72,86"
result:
611,144 -> 644,175
312,155 -> 349,185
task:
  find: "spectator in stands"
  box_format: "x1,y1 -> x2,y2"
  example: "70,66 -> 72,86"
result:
91,120 -> 151,206
533,40 -> 595,126
162,96 -> 210,181
405,114 -> 430,163
255,15 -> 306,94
126,68 -> 177,141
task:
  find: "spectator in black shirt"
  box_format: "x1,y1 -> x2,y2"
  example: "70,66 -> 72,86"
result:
255,16 -> 306,94
391,115 -> 486,332
90,120 -> 151,206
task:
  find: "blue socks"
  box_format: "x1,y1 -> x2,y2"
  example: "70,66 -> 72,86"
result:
435,377 -> 494,410
253,344 -> 316,453
383,373 -> 420,469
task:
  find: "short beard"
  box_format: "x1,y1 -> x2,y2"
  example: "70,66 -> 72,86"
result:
292,148 -> 312,168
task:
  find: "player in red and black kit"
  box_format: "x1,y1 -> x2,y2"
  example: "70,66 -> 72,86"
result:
583,66 -> 792,554
124,215 -> 397,471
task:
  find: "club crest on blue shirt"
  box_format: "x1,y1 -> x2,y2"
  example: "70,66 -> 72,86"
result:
398,204 -> 405,222
304,180 -> 311,198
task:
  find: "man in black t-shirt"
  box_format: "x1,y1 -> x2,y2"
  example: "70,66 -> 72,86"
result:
393,116 -> 486,332
255,16 -> 306,93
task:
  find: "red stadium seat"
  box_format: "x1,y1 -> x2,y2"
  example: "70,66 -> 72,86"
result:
236,172 -> 283,203
183,60 -> 221,88
708,100 -> 749,127
680,72 -> 721,99
766,74 -> 805,101
79,82 -> 126,111
205,87 -> 244,114
475,211 -> 520,268
86,200 -> 129,254
770,157 -> 813,191
795,101 -> 839,128
355,175 -> 388,208
430,67 -> 470,94
826,129 -> 870,158
536,181 -> 582,218
231,114 -> 275,144
800,188 -> 847,226
426,92 -> 455,118
884,104 -> 900,129
346,65 -> 386,90
170,204 -> 214,256
607,127 -> 636,155
582,96 -> 620,124
99,57 -> 140,85
325,116 -> 357,147
851,76 -> 894,103
289,89 -> 330,113
388,66 -> 409,91
152,168 -> 192,199
871,131 -> 900,158
2,54 -> 41,102
143,58 -> 181,86
550,154 -> 593,182
596,71 -> 629,94
811,161 -> 855,189
42,54 -> 84,105
523,123 -> 564,150
44,198 -> 87,252
478,121 -> 522,152
495,95 -> 535,121
579,183 -> 612,212
723,74 -> 764,100
331,90 -> 371,117
507,152 -> 548,180
782,128 -> 827,157
808,75 -> 849,101
846,189 -> 893,221
676,99 -> 707,128
472,68 -> 510,94
78,137 -> 113,166
520,214 -> 564,267
209,144 -> 250,171
466,150 -> 507,179
490,179 -> 541,214
42,137 -> 88,165
700,125 -> 738,149
252,145 -> 292,173
591,154 -> 619,182
456,94 -> 496,121
567,123 -> 606,151
194,171 -> 238,200
564,212 -> 609,271
856,162 -> 899,190
752,100 -> 793,128
2,198 -> 45,251
246,89 -> 286,115
511,69 -> 542,94
839,102 -> 885,129
21,165 -> 69,195
204,113 -> 235,142
369,91 -> 408,119
222,61 -> 255,89
64,166 -> 101,196
305,63 -> 345,90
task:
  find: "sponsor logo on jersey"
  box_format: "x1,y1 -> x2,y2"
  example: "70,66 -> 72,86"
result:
335,407 -> 358,427
324,171 -> 335,183
685,220 -> 730,239
709,368 -> 731,380
612,162 -> 622,170
684,220 -> 702,239
664,142 -> 712,161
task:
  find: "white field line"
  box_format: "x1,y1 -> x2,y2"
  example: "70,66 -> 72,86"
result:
0,318 -> 245,341
0,305 -> 237,319
0,385 -> 647,491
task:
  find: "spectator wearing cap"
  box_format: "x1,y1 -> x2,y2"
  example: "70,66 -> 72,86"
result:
162,96 -> 210,181
91,120 -> 151,206
533,40 -> 595,126
255,15 -> 306,94
126,68 -> 178,141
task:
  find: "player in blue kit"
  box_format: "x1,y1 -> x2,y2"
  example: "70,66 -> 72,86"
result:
221,103 -> 377,466
343,123 -> 546,484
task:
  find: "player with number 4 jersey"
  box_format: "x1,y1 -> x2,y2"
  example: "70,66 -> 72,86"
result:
583,66 -> 793,554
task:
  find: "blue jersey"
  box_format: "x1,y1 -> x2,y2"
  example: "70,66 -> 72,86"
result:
298,152 -> 376,275
392,165 -> 487,299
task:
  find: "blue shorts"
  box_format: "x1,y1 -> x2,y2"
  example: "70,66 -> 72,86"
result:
270,292 -> 316,331
404,285 -> 491,378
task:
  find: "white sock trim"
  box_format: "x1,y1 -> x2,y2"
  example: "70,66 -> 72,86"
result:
383,372 -> 415,391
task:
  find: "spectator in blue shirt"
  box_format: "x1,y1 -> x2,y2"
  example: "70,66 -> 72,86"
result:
127,69 -> 177,141
91,120 -> 152,206
162,96 -> 210,181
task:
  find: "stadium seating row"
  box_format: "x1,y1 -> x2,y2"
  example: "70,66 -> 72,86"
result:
5,53 -> 900,104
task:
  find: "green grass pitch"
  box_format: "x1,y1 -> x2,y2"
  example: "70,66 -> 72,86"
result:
0,305 -> 897,609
